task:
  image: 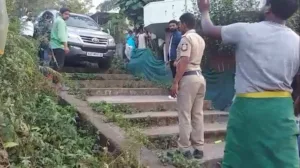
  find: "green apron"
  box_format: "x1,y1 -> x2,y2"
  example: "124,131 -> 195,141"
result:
222,96 -> 299,168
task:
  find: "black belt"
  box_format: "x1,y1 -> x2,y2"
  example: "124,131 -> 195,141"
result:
183,70 -> 201,76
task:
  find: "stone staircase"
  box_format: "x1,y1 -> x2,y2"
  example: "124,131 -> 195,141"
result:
71,73 -> 228,167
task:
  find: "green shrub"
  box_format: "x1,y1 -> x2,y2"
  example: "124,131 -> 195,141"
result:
0,19 -> 99,167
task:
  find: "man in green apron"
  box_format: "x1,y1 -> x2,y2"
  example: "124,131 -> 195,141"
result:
198,0 -> 300,167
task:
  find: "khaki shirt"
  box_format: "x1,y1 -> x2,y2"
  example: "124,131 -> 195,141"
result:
175,29 -> 205,71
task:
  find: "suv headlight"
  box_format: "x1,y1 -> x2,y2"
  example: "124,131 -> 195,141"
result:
108,38 -> 115,46
68,33 -> 81,43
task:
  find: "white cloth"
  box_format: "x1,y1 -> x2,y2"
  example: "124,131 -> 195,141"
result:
163,43 -> 168,63
168,35 -> 173,61
232,95 -> 236,102
150,33 -> 156,40
137,33 -> 147,49
20,18 -> 34,37
125,44 -> 133,60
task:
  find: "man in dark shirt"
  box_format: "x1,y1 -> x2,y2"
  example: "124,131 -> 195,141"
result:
167,20 -> 182,78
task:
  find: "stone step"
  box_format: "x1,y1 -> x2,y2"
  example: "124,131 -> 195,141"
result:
87,95 -> 212,112
81,88 -> 169,96
67,73 -> 136,80
78,80 -> 156,88
62,66 -> 107,73
156,142 -> 224,167
124,111 -> 228,127
143,123 -> 226,149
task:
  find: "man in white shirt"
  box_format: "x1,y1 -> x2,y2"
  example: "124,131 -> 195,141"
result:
136,27 -> 148,49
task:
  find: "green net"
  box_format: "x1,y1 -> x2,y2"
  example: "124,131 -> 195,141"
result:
126,49 -> 235,110
126,49 -> 173,85
203,69 -> 235,110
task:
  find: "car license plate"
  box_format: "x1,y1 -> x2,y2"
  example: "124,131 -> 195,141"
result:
87,52 -> 103,57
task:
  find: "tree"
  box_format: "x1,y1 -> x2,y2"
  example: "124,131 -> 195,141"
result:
62,0 -> 93,14
13,0 -> 93,17
14,0 -> 60,16
117,0 -> 161,25
188,0 -> 261,68
97,0 -> 119,12
102,13 -> 128,43
198,0 -> 260,55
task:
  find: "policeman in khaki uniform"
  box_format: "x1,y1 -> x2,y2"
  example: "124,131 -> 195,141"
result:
170,13 -> 206,159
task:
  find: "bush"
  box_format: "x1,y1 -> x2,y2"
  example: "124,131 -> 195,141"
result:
0,19 -> 102,167
287,9 -> 300,34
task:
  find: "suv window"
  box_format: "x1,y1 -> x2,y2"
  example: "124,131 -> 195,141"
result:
66,15 -> 100,30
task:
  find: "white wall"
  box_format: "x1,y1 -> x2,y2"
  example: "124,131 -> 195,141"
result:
144,0 -> 194,27
144,0 -> 264,27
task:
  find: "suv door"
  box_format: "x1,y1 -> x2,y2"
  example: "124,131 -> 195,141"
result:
33,11 -> 45,38
34,10 -> 54,38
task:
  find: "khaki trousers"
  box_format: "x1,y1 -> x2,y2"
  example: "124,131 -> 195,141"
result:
177,74 -> 206,151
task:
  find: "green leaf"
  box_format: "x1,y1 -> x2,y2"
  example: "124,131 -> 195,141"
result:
131,4 -> 141,10
4,142 -> 19,148
31,127 -> 41,131
125,0 -> 133,6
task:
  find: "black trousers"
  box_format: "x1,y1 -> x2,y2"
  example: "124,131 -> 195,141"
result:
170,60 -> 176,78
292,76 -> 298,101
51,48 -> 65,84
52,48 -> 65,72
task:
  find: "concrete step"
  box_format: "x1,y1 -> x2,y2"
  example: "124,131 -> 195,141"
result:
62,66 -> 107,73
78,80 -> 156,88
143,123 -> 226,149
87,95 -> 212,112
124,111 -> 228,127
67,73 -> 136,80
156,143 -> 224,168
81,88 -> 169,96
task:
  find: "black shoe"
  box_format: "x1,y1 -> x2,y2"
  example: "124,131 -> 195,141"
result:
183,150 -> 193,159
193,149 -> 204,159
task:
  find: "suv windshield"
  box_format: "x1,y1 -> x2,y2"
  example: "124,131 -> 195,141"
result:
66,14 -> 100,30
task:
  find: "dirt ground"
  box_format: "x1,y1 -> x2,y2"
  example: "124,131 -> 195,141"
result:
0,138 -> 9,168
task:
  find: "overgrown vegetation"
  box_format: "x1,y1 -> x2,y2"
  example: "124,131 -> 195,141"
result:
90,102 -> 149,145
1,22 -> 102,167
159,151 -> 203,168
12,0 -> 93,16
116,0 -> 161,25
106,57 -> 127,74
102,14 -> 128,44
